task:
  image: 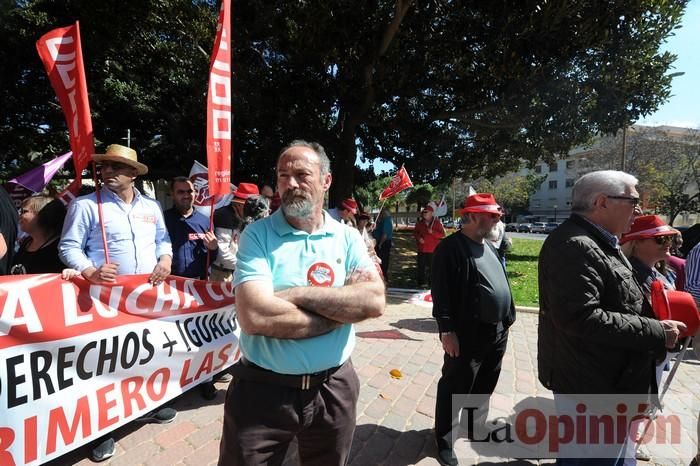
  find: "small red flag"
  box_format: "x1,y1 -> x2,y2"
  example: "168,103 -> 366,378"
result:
206,0 -> 232,196
36,22 -> 95,197
379,165 -> 413,201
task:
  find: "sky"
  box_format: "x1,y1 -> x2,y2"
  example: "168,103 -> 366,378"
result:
637,0 -> 700,128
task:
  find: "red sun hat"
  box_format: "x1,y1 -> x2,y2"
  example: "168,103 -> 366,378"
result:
341,198 -> 358,214
233,182 -> 260,201
460,193 -> 502,215
422,205 -> 434,213
651,281 -> 700,338
620,215 -> 678,245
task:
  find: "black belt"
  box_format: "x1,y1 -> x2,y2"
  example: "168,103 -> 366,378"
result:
231,358 -> 343,390
211,263 -> 233,272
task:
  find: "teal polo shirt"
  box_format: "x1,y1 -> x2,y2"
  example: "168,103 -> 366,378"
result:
233,209 -> 374,374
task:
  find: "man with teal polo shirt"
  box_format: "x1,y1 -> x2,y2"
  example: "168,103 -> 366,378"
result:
218,140 -> 386,466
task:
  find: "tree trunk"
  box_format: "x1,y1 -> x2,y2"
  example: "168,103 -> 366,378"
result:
329,123 -> 357,207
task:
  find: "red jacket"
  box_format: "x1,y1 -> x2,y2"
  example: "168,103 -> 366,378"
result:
414,218 -> 445,253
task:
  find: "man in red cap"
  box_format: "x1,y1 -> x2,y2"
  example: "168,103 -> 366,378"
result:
328,197 -> 358,226
538,170 -> 687,464
211,182 -> 259,282
414,204 -> 445,286
431,192 -> 515,465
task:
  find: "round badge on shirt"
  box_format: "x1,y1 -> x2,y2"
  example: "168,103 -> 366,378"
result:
307,262 -> 335,287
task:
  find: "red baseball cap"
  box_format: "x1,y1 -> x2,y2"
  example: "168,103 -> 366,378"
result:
620,215 -> 678,244
341,198 -> 358,214
460,193 -> 502,215
422,205 -> 434,213
233,182 -> 260,202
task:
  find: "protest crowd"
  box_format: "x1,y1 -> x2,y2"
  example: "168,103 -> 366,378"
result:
1,5 -> 699,466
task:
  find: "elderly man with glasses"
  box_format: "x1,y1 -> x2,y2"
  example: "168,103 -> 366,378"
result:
538,170 -> 687,465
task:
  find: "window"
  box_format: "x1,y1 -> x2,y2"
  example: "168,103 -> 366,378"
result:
565,179 -> 574,187
549,180 -> 558,189
549,162 -> 558,172
566,160 -> 575,169
535,165 -> 542,174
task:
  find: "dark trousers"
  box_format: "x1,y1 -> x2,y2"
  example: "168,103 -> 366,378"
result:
416,252 -> 433,286
375,240 -> 392,280
434,323 -> 508,450
218,360 -> 359,466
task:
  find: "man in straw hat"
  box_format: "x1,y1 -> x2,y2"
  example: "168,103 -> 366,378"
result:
217,140 -> 385,466
431,193 -> 515,465
58,144 -> 176,461
210,181 -> 259,282
538,170 -> 687,464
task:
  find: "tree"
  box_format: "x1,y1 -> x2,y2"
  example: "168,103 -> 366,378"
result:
0,0 -> 218,181
469,173 -> 545,221
583,126 -> 700,224
231,0 -> 687,204
0,0 -> 688,201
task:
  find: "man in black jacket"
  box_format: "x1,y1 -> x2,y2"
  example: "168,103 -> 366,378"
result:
538,170 -> 686,465
431,193 -> 515,466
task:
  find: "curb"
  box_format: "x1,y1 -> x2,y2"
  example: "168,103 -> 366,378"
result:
516,306 -> 539,314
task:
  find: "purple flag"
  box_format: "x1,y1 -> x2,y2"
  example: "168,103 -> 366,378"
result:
3,152 -> 72,207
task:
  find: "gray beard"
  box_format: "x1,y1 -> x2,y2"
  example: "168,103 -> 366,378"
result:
282,198 -> 313,219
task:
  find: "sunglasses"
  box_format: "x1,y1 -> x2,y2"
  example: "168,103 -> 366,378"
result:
653,235 -> 674,245
607,195 -> 641,207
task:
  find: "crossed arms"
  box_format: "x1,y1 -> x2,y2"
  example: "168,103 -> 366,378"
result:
235,267 -> 385,339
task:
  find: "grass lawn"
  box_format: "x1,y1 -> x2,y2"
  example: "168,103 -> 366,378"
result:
506,237 -> 542,308
389,229 -> 542,308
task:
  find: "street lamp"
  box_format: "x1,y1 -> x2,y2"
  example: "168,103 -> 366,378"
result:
553,204 -> 557,221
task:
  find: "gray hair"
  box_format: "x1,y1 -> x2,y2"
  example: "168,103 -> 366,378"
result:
571,170 -> 638,213
277,140 -> 331,177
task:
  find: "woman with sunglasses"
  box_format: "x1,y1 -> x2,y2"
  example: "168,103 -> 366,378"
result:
11,195 -> 66,274
620,214 -> 680,462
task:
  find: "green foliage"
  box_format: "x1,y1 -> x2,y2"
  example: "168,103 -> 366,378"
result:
405,184 -> 434,211
0,0 -> 688,201
507,237 -> 542,307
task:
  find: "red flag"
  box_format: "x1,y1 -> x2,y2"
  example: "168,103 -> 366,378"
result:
36,22 -> 95,196
379,165 -> 413,200
206,0 -> 232,196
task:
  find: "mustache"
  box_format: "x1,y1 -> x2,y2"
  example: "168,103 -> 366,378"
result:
282,190 -> 310,203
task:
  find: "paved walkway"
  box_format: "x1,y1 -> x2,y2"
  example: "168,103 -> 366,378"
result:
51,298 -> 699,466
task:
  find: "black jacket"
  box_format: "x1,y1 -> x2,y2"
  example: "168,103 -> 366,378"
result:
431,231 -> 516,336
538,215 -> 666,395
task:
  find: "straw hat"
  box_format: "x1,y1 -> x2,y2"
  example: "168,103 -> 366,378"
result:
232,182 -> 259,204
92,144 -> 148,175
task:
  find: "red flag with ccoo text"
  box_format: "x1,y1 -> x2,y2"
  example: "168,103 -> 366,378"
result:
36,22 -> 95,198
379,165 -> 414,201
206,0 -> 232,196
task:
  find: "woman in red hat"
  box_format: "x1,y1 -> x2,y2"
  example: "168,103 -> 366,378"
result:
620,214 -> 680,461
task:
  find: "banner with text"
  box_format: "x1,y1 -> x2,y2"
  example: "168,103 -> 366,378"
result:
206,0 -> 232,196
36,22 -> 95,200
0,274 -> 239,466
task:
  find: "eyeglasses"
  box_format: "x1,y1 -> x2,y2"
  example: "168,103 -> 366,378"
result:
654,235 -> 674,245
607,195 -> 641,207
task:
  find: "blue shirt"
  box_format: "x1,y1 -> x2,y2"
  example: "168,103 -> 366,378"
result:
59,187 -> 172,274
685,243 -> 700,303
164,207 -> 217,279
233,209 -> 374,374
372,214 -> 393,242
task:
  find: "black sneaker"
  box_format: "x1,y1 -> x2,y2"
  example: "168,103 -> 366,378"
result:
91,436 -> 115,462
138,407 -> 177,424
437,447 -> 459,466
200,381 -> 218,400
